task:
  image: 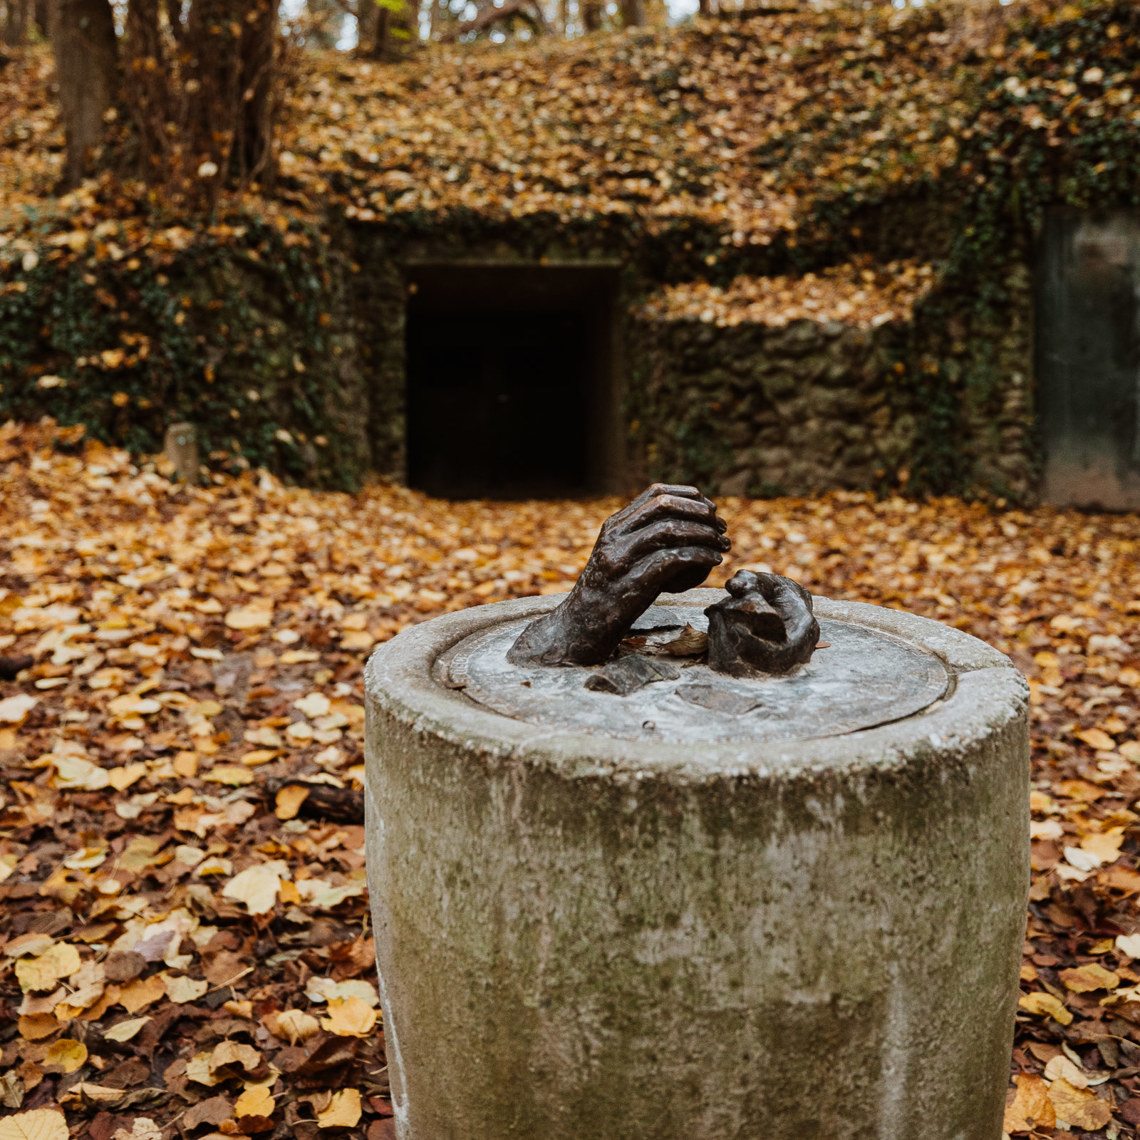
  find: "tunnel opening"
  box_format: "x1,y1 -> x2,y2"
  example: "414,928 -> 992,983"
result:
405,264 -> 621,500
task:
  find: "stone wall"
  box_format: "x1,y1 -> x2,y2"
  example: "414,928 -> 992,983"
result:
626,260 -> 1038,502
628,315 -> 919,497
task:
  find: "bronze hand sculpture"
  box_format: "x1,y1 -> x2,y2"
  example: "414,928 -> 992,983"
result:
705,569 -> 819,677
507,483 -> 730,666
508,485 -> 819,679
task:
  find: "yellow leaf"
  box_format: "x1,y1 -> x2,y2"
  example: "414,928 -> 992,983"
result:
50,753 -> 110,791
163,974 -> 208,1004
1121,740 -> 1140,762
275,784 -> 310,820
223,863 -> 284,915
43,1037 -> 87,1073
1003,1073 -> 1055,1133
186,1051 -> 220,1087
1118,666 -> 1140,687
118,973 -> 166,1013
0,1107 -> 69,1140
1075,727 -> 1115,751
1059,963 -> 1120,993
241,749 -> 279,766
1047,1079 -> 1112,1130
1081,828 -> 1125,864
203,764 -> 255,786
18,1012 -> 62,1040
108,762 -> 148,791
104,1016 -> 150,1042
1116,933 -> 1140,958
1044,1054 -> 1089,1088
211,1040 -> 262,1075
225,605 -> 273,631
16,942 -> 81,992
235,1085 -> 275,1119
0,693 -> 37,723
316,1088 -> 362,1129
264,1008 -> 321,1045
1018,991 -> 1072,1025
320,996 -> 377,1038
294,692 -> 330,718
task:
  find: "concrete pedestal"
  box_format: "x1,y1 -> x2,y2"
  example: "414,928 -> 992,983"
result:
364,590 -> 1030,1140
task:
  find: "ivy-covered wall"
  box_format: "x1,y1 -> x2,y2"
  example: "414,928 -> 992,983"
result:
0,215 -> 371,490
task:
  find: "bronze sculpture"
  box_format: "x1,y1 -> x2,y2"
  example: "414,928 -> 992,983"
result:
507,483 -> 820,679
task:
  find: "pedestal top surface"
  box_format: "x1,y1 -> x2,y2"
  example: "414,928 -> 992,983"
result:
436,605 -> 950,745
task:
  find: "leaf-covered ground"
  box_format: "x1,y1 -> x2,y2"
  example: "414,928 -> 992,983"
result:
0,420 -> 1139,1139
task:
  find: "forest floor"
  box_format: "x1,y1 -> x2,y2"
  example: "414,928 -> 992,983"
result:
1,419 -> 1139,1140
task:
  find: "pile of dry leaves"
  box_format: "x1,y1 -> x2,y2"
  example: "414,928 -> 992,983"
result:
1,420 -> 1139,1139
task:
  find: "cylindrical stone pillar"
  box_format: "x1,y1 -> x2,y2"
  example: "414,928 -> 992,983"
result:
365,590 -> 1029,1140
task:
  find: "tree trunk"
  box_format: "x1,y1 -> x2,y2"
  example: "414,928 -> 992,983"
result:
306,0 -> 345,48
619,0 -> 642,26
366,0 -> 410,61
697,0 -> 713,14
184,0 -> 279,196
580,0 -> 601,31
49,0 -> 118,187
124,0 -> 169,179
358,0 -> 379,49
236,0 -> 279,182
4,0 -> 29,45
165,0 -> 185,40
33,0 -> 49,34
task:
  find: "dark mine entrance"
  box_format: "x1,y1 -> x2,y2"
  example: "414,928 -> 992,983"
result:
405,264 -> 620,499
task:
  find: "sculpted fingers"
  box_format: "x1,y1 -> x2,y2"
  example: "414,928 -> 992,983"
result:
605,484 -> 720,537
626,545 -> 724,598
612,517 -> 730,568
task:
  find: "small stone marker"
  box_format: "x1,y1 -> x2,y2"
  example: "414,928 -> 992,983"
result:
364,486 -> 1030,1140
163,422 -> 199,481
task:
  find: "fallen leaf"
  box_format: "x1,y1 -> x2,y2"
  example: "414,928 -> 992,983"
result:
16,943 -> 81,992
104,1016 -> 150,1042
163,974 -> 208,1003
235,1084 -> 275,1118
225,605 -> 273,631
1116,933 -> 1140,958
275,784 -> 310,820
1047,1079 -> 1113,1130
265,1008 -> 321,1045
1018,991 -> 1072,1025
42,1037 -> 88,1073
222,862 -> 284,915
211,1040 -> 262,1075
320,996 -> 378,1037
294,692 -> 331,718
317,1088 -> 362,1129
0,1108 -> 69,1140
0,694 -> 37,723
1059,963 -> 1120,993
1075,727 -> 1116,751
1003,1073 -> 1055,1134
1044,1054 -> 1090,1088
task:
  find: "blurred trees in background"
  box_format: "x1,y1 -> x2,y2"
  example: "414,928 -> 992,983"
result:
25,0 -> 282,196
0,0 -> 711,196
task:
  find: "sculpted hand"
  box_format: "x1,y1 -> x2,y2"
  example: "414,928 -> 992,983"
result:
705,569 -> 819,677
508,484 -> 730,666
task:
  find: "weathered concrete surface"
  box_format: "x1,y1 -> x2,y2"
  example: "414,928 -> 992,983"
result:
365,591 -> 1030,1140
